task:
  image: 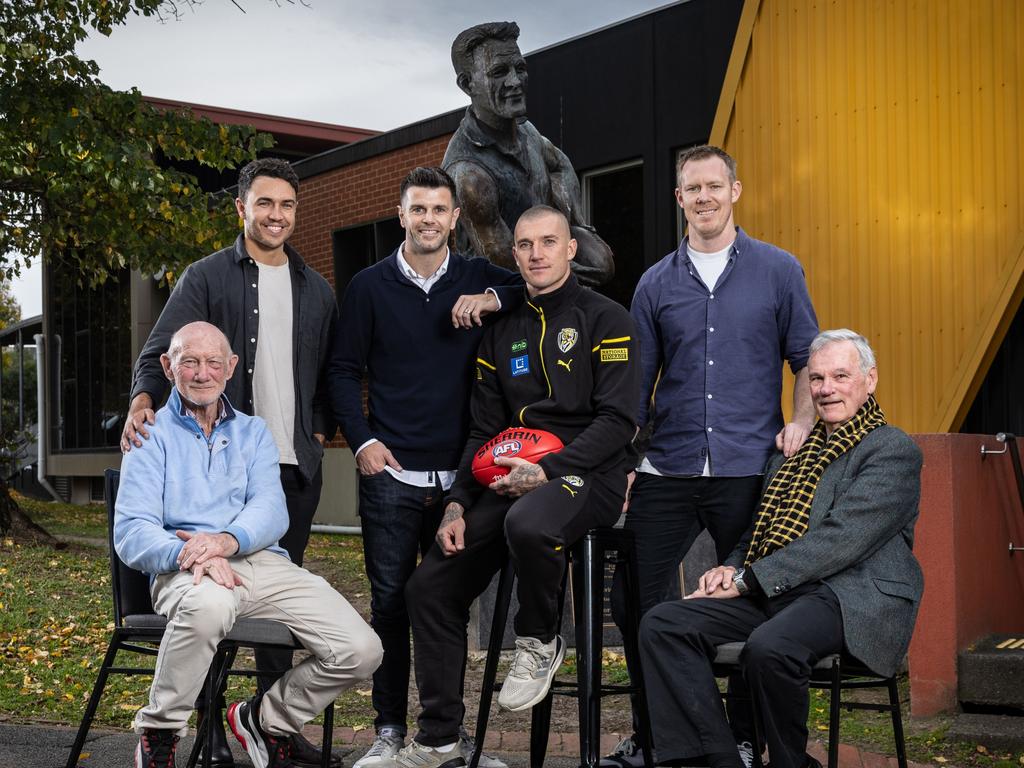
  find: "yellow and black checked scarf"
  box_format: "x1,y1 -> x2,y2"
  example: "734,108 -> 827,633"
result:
744,395 -> 886,566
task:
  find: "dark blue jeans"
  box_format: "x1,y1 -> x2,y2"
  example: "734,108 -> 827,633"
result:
359,470 -> 446,733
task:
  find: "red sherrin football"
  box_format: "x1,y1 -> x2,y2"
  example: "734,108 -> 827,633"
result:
471,428 -> 564,486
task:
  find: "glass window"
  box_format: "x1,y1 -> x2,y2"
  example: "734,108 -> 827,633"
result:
582,160 -> 644,309
48,269 -> 131,452
332,217 -> 404,299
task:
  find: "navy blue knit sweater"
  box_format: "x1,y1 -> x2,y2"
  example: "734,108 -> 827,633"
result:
329,250 -> 522,470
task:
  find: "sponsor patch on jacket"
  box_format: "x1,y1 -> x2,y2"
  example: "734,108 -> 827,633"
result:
511,339 -> 528,353
557,328 -> 578,353
511,355 -> 530,376
563,475 -> 584,487
600,347 -> 629,362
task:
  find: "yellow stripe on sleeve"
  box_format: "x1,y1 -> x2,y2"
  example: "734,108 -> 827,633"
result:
476,357 -> 496,371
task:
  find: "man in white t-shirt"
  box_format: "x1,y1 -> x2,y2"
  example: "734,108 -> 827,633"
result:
120,158 -> 340,768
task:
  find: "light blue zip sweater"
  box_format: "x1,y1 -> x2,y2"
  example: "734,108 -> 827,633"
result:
113,388 -> 289,576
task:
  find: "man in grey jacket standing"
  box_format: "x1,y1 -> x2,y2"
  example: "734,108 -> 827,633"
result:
120,158 -> 338,768
639,329 -> 924,768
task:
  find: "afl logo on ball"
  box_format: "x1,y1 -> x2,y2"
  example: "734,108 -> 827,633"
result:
492,440 -> 523,458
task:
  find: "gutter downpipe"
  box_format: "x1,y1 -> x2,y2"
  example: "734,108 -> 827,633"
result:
33,334 -> 64,502
310,524 -> 362,536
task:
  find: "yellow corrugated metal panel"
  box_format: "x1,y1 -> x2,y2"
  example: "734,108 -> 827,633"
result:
712,0 -> 1023,433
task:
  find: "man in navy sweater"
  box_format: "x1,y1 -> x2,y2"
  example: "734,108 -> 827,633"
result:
329,167 -> 521,768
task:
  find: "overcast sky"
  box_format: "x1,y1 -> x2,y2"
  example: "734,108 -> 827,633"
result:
8,0 -> 671,316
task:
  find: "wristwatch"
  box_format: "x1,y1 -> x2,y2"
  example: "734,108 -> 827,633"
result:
733,568 -> 749,595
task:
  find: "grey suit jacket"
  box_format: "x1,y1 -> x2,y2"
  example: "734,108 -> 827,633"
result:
724,425 -> 924,677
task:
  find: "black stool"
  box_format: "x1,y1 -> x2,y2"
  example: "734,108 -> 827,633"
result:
470,526 -> 654,768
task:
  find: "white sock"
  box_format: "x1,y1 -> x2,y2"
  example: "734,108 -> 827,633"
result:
433,742 -> 458,753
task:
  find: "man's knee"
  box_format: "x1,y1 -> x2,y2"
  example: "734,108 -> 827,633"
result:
338,623 -> 384,681
170,582 -> 237,642
741,627 -> 799,679
503,498 -> 549,551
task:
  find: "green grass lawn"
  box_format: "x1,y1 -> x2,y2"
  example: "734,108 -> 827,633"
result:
3,492 -> 1023,767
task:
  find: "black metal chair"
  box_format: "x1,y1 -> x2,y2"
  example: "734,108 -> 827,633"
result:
66,469 -> 335,768
712,642 -> 908,768
471,526 -> 655,768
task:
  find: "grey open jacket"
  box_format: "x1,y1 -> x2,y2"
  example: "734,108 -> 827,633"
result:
129,234 -> 337,483
725,425 -> 924,677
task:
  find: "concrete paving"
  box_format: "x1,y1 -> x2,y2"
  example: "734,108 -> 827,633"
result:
0,721 -> 931,768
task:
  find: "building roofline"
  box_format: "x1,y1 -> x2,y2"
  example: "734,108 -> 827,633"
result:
0,314 -> 43,343
293,107 -> 464,180
143,96 -> 379,145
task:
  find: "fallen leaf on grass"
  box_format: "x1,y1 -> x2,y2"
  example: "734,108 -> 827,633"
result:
934,757 -> 947,763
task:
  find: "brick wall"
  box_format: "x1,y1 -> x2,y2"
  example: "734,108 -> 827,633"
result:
290,135 -> 451,290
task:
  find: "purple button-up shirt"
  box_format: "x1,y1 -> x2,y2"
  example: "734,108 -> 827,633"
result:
631,227 -> 818,477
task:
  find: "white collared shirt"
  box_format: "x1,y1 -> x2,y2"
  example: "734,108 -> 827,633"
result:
395,244 -> 450,294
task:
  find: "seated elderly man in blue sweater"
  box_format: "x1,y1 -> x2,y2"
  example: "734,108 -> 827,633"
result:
114,321 -> 382,768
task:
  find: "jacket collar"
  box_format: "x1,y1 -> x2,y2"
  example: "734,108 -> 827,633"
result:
524,273 -> 581,317
168,387 -> 237,435
231,233 -> 307,272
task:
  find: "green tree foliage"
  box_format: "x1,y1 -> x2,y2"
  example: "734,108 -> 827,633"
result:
0,279 -> 19,328
0,0 -> 274,287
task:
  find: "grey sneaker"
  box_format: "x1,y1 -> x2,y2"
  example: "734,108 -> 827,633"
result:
599,735 -> 646,768
353,728 -> 405,768
496,635 -> 565,712
392,741 -> 465,768
737,742 -> 755,768
457,726 -> 507,768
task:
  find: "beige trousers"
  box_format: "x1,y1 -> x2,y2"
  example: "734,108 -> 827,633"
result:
133,549 -> 382,737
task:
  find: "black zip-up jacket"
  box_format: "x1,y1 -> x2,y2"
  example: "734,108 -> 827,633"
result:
447,274 -> 640,509
129,234 -> 337,482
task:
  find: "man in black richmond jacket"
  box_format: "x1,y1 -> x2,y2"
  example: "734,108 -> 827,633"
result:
393,205 -> 640,768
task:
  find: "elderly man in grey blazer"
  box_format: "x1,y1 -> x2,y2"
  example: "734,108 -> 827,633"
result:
639,329 -> 923,768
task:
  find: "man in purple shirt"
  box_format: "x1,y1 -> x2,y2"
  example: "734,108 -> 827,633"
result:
604,145 -> 819,768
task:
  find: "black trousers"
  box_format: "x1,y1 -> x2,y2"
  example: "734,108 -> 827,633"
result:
610,473 -> 761,741
639,582 -> 844,768
406,470 -> 626,746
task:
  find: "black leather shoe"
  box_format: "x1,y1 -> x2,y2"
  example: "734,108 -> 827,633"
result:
289,732 -> 341,768
196,707 -> 235,768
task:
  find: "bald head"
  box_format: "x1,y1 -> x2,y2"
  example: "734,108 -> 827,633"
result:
161,321 -> 238,411
167,321 -> 233,364
515,205 -> 570,240
513,205 -> 577,296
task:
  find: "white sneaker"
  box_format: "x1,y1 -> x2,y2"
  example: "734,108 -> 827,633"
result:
737,741 -> 755,768
353,727 -> 405,768
457,726 -> 507,768
496,635 -> 565,712
599,735 -> 648,768
392,740 -> 465,768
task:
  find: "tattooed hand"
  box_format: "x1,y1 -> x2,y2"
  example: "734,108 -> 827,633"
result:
436,502 -> 467,556
489,457 -> 548,497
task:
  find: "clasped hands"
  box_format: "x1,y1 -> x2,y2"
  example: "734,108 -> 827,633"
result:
176,530 -> 242,589
686,565 -> 741,600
